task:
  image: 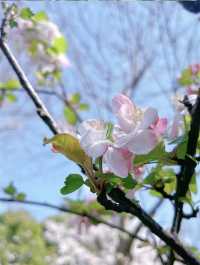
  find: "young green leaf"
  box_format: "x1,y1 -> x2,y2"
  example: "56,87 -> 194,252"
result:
32,11 -> 48,22
60,174 -> 84,195
134,142 -> 168,166
43,134 -> 92,168
64,106 -> 77,125
0,79 -> 20,90
51,36 -> 68,54
3,182 -> 17,196
122,175 -> 137,189
79,103 -> 89,111
20,8 -> 34,20
178,68 -> 193,86
70,93 -> 81,104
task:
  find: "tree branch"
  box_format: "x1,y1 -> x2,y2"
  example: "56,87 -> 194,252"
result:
97,187 -> 200,265
0,40 -> 59,135
0,197 -> 147,242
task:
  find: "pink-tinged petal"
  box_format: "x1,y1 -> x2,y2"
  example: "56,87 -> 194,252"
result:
56,55 -> 71,67
168,114 -> 182,140
112,94 -> 135,132
78,119 -> 105,136
112,94 -> 135,113
141,107 -> 158,129
80,130 -> 110,158
104,147 -> 133,178
153,118 -> 168,136
133,166 -> 144,177
127,130 -> 158,154
87,141 -> 109,159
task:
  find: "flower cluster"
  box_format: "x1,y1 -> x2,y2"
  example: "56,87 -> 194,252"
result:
78,94 -> 167,178
9,11 -> 70,80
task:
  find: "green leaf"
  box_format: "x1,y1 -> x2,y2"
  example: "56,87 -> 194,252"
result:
178,68 -> 193,86
51,36 -> 68,54
3,182 -> 17,196
149,190 -> 162,198
16,193 -> 26,201
64,106 -> 77,125
70,93 -> 81,104
106,122 -> 113,140
189,174 -> 197,194
32,11 -> 48,22
9,19 -> 18,28
122,175 -> 137,189
43,133 -> 92,168
60,174 -> 84,195
134,142 -> 168,166
97,172 -> 122,185
79,103 -> 89,111
0,79 -> 20,90
176,135 -> 188,159
20,8 -> 34,20
6,93 -> 17,102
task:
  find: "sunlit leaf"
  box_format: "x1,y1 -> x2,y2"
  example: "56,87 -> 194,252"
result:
64,106 -> 77,125
79,103 -> 89,111
6,93 -> 17,102
178,68 -> 193,86
51,36 -> 68,54
20,8 -> 34,20
32,11 -> 48,22
43,133 -> 92,168
70,93 -> 81,104
189,174 -> 197,194
0,79 -> 20,90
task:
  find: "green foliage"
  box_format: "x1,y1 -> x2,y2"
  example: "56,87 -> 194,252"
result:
50,36 -> 68,54
20,8 -> 34,20
32,11 -> 48,22
68,199 -> 109,217
0,79 -> 20,90
189,174 -> 198,194
143,166 -> 176,196
175,135 -> 188,159
4,182 -> 17,196
6,93 -> 17,102
79,103 -> 89,111
106,122 -> 114,140
44,133 -> 92,168
3,182 -> 26,201
0,211 -> 56,265
122,175 -> 137,189
178,68 -> 193,86
60,174 -> 84,195
134,142 -> 169,166
70,93 -> 81,104
64,106 -> 77,125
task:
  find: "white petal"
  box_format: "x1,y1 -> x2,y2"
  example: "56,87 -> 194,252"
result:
78,119 -> 105,136
104,147 -> 129,178
127,130 -> 157,154
141,107 -> 158,129
80,131 -> 110,158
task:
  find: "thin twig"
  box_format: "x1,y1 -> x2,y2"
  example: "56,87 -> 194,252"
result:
0,197 -> 146,242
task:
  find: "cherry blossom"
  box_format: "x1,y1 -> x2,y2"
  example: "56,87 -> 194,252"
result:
78,94 -> 167,178
10,16 -> 70,73
112,94 -> 167,154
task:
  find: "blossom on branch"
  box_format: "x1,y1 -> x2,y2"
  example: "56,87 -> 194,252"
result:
78,94 -> 167,178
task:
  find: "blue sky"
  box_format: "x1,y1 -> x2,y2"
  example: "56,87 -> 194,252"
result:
0,2 -> 200,248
